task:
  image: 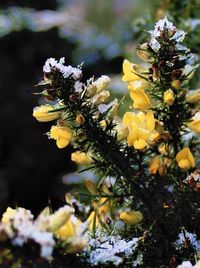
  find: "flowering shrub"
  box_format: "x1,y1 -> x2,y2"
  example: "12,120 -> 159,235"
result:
1,17 -> 200,267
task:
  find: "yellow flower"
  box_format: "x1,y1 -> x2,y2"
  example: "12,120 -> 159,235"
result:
122,59 -> 143,83
128,80 -> 149,92
127,80 -> 151,111
130,88 -> 151,111
56,215 -> 87,253
1,207 -> 16,224
122,110 -> 155,149
33,105 -> 60,122
71,151 -> 92,165
47,206 -> 73,232
50,125 -> 72,149
120,211 -> 143,225
188,112 -> 200,133
186,89 -> 200,104
176,147 -> 195,170
149,155 -> 171,176
56,215 -> 82,240
164,89 -> 175,105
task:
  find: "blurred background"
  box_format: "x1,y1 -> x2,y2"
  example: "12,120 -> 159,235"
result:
0,0 -> 199,215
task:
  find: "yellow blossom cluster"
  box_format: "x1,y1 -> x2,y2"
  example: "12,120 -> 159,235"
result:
121,56 -> 198,173
122,110 -> 156,150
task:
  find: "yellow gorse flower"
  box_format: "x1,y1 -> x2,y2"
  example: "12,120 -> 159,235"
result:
47,206 -> 73,232
188,112 -> 200,133
122,60 -> 151,111
33,105 -> 60,122
120,211 -> 143,225
149,155 -> 172,176
128,81 -> 151,111
122,110 -> 155,149
56,214 -> 87,253
122,59 -> 143,83
71,151 -> 92,165
164,89 -> 175,105
50,125 -> 72,149
176,147 -> 195,170
56,215 -> 82,240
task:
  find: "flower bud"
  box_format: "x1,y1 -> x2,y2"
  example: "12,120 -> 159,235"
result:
33,105 -> 60,122
71,151 -> 92,165
120,211 -> 143,225
171,80 -> 181,89
84,179 -> 97,195
93,75 -> 111,93
76,113 -> 85,125
48,206 -> 73,232
100,184 -> 111,195
164,89 -> 175,105
91,90 -> 110,105
107,99 -> 119,120
86,84 -> 97,98
116,125 -> 129,141
137,43 -> 150,61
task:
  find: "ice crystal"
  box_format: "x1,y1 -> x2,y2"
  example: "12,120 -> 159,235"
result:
149,17 -> 187,52
43,57 -> 82,80
171,30 -> 186,42
149,17 -> 176,52
74,81 -> 84,93
177,261 -> 194,268
177,260 -> 200,268
175,230 -> 200,253
1,207 -> 55,260
85,230 -> 140,266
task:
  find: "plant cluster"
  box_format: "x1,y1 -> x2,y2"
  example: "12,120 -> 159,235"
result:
0,17 -> 200,268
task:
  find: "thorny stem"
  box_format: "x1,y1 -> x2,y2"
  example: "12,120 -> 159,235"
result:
63,97 -> 154,213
